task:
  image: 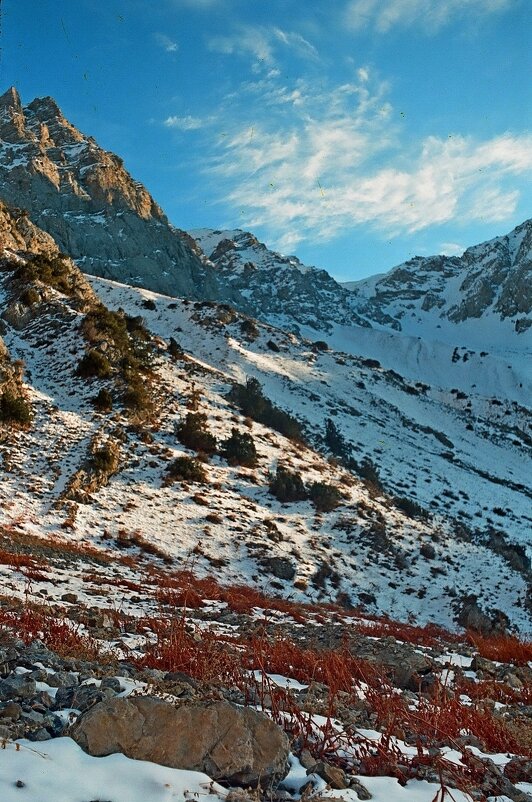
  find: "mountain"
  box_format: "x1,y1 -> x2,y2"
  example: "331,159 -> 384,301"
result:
344,220 -> 532,348
0,87 -> 219,300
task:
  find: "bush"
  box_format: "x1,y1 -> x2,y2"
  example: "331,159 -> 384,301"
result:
91,388 -> 113,412
228,378 -> 304,442
166,455 -> 207,484
176,412 -> 217,455
0,390 -> 32,426
20,287 -> 41,307
122,380 -> 152,414
168,337 -> 183,359
269,466 -> 308,503
81,305 -> 130,352
309,481 -> 343,512
240,319 -> 259,340
394,496 -> 430,520
354,457 -> 382,489
91,443 -> 118,473
221,428 -> 257,467
324,418 -> 350,461
76,349 -> 112,379
15,254 -> 71,295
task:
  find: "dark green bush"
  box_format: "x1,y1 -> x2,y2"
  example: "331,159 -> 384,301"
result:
394,496 -> 430,520
166,455 -> 207,484
354,457 -> 382,489
269,466 -> 308,503
0,390 -> 32,426
76,350 -> 112,379
15,254 -> 71,295
309,481 -> 343,512
221,428 -> 257,467
324,418 -> 350,460
91,388 -> 113,412
240,319 -> 259,339
175,412 -> 217,455
82,305 -> 130,352
122,380 -> 152,414
227,378 -> 304,442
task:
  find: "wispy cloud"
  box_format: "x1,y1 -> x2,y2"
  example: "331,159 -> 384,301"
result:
164,114 -> 207,131
154,33 -> 178,53
201,70 -> 532,250
208,24 -> 319,68
344,0 -> 514,33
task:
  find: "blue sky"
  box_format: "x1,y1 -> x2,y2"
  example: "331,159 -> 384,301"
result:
2,0 -> 531,280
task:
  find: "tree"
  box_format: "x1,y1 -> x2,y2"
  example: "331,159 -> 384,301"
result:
324,418 -> 350,460
221,428 -> 257,467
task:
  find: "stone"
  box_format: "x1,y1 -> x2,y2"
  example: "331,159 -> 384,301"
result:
53,685 -> 115,712
0,675 -> 37,701
313,761 -> 349,790
70,696 -> 290,788
504,757 -> 532,784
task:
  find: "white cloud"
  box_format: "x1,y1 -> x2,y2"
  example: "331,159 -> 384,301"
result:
440,242 -> 465,256
208,26 -> 275,65
344,0 -> 514,33
203,71 -> 532,249
208,25 -> 319,67
154,33 -> 178,53
272,28 -> 319,61
164,114 -> 206,130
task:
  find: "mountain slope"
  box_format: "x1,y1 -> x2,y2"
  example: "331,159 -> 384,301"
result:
0,202 -> 530,633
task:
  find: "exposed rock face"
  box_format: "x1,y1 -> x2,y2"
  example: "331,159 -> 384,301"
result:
0,201 -> 57,258
191,228 -> 370,333
0,88 -> 220,300
345,219 -> 532,333
70,696 -> 290,788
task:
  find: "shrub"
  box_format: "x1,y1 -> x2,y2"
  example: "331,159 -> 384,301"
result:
122,380 -> 152,414
91,388 -> 113,412
76,349 -> 112,379
221,428 -> 257,467
240,319 -> 259,340
175,412 -> 217,455
269,466 -> 308,503
20,287 -> 41,306
90,443 -> 118,473
324,418 -> 350,460
0,390 -> 32,426
354,457 -> 382,489
228,378 -> 305,442
15,254 -> 71,295
394,496 -> 430,520
168,337 -> 183,359
309,481 -> 343,512
81,305 -> 130,352
166,456 -> 207,484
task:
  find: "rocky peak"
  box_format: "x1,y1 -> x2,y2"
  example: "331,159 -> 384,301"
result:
0,88 -> 222,301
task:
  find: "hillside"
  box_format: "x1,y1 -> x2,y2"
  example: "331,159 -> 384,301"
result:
0,200 -> 529,634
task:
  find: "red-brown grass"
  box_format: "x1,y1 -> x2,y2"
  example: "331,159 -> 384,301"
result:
467,632 -> 532,665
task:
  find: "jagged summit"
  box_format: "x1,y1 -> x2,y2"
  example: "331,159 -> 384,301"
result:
0,87 -> 220,300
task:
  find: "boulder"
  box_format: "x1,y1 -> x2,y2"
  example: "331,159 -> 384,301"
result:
70,696 -> 290,788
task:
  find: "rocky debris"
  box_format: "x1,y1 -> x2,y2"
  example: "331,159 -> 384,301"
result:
70,696 -> 290,788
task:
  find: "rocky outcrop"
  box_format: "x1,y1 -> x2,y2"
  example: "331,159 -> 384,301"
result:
345,219 -> 532,333
70,696 -> 290,788
0,88 -> 220,301
191,228 -> 370,333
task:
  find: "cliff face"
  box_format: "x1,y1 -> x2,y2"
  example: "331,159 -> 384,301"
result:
0,88 -> 220,300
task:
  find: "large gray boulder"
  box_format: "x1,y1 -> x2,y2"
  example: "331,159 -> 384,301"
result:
70,696 -> 290,788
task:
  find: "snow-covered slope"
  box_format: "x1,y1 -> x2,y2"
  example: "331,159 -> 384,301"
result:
0,210 -> 529,632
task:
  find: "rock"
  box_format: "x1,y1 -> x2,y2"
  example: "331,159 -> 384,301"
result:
313,761 -> 349,790
0,675 -> 37,701
505,757 -> 532,784
61,593 -> 78,604
70,696 -> 290,788
260,557 -> 296,581
471,655 -> 497,676
0,701 -> 21,720
46,671 -> 79,688
455,596 -> 494,634
53,685 -> 115,712
350,778 -> 373,800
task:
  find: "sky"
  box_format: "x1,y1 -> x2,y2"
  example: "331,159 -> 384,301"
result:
1,0 -> 531,281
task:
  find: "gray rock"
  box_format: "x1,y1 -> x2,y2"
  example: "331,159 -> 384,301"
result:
70,696 -> 290,788
0,675 -> 37,701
